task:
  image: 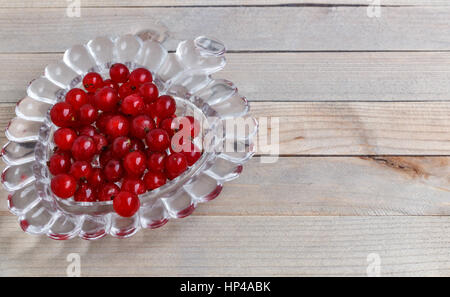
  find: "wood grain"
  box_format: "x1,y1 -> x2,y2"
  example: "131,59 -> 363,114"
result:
1,7 -> 450,52
4,52 -> 450,102
1,215 -> 450,276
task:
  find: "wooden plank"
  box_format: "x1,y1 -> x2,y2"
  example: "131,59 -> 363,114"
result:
1,215 -> 450,276
1,101 -> 449,156
1,0 -> 448,7
1,7 -> 450,52
3,52 -> 450,102
1,156 -> 449,216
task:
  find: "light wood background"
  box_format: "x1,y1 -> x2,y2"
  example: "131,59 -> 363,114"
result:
1,0 -> 450,277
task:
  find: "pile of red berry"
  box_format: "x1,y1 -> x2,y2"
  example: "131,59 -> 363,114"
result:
48,63 -> 202,217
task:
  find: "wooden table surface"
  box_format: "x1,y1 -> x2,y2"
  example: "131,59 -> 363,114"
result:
1,0 -> 450,277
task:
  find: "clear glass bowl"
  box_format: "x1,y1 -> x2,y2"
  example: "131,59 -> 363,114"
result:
1,28 -> 257,240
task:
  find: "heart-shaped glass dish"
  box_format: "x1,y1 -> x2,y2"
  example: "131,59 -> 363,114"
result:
2,28 -> 257,240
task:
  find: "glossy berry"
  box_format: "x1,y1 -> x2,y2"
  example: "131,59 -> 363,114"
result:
121,93 -> 145,116
94,86 -> 120,112
49,152 -> 71,175
182,142 -> 202,166
53,128 -> 77,151
110,63 -> 130,84
121,177 -> 146,195
165,152 -> 188,179
104,159 -> 124,182
130,138 -> 145,152
113,191 -> 140,217
83,72 -> 104,93
139,82 -> 159,103
74,183 -> 96,202
96,112 -> 114,133
70,160 -> 92,180
112,137 -> 131,158
93,134 -> 108,153
159,117 -> 176,137
99,149 -> 114,167
103,79 -> 119,92
79,104 -> 98,125
143,171 -> 166,190
106,115 -> 129,137
51,174 -> 77,199
118,82 -> 137,99
129,68 -> 152,87
154,95 -> 176,119
65,88 -> 88,110
180,116 -> 200,138
145,128 -> 170,152
88,168 -> 105,189
98,183 -> 120,201
50,102 -> 76,128
123,151 -> 147,177
78,125 -> 96,137
130,115 -> 155,139
146,152 -> 166,173
71,136 -> 96,161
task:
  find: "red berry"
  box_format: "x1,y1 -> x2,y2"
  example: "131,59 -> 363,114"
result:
51,174 -> 77,199
78,125 -> 96,137
83,72 -> 104,93
143,171 -> 166,190
50,102 -> 76,128
159,117 -> 176,137
154,95 -> 176,119
98,183 -> 120,201
74,183 -> 96,202
93,134 -> 108,153
118,82 -> 137,99
104,159 -> 124,182
165,152 -> 188,179
53,128 -> 77,151
94,86 -> 119,112
103,79 -> 119,92
139,82 -> 159,103
110,63 -> 130,84
112,136 -> 131,158
123,151 -> 147,177
88,168 -> 105,189
96,112 -> 114,133
182,142 -> 202,166
146,152 -> 166,173
145,128 -> 170,152
106,115 -> 129,137
121,93 -> 145,116
129,68 -> 152,87
113,191 -> 140,217
65,88 -> 88,110
79,104 -> 98,125
70,160 -> 92,180
180,116 -> 201,138
121,177 -> 146,195
71,136 -> 96,161
49,152 -> 71,175
130,115 -> 155,139
99,149 -> 114,167
130,138 -> 145,152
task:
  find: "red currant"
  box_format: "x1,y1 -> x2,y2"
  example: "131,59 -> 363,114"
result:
103,79 -> 119,92
94,86 -> 120,112
113,191 -> 140,217
71,136 -> 96,161
83,72 -> 104,93
50,102 -> 76,128
121,93 -> 145,116
106,115 -> 130,137
145,128 -> 170,152
93,134 -> 108,153
159,117 -> 176,137
129,68 -> 152,87
165,152 -> 188,179
154,95 -> 176,119
130,138 -> 145,152
70,160 -> 92,180
104,159 -> 124,182
123,151 -> 147,177
96,112 -> 114,133
146,152 -> 166,173
65,88 -> 88,110
78,125 -> 96,137
74,183 -> 96,202
53,128 -> 77,151
118,82 -> 137,99
130,115 -> 155,139
139,82 -> 159,103
49,152 -> 71,175
112,136 -> 131,158
110,63 -> 130,84
88,168 -> 105,189
143,171 -> 166,190
182,142 -> 202,166
121,177 -> 146,195
98,183 -> 120,201
51,174 -> 77,199
79,104 -> 98,125
99,149 -> 114,167
180,116 -> 200,138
